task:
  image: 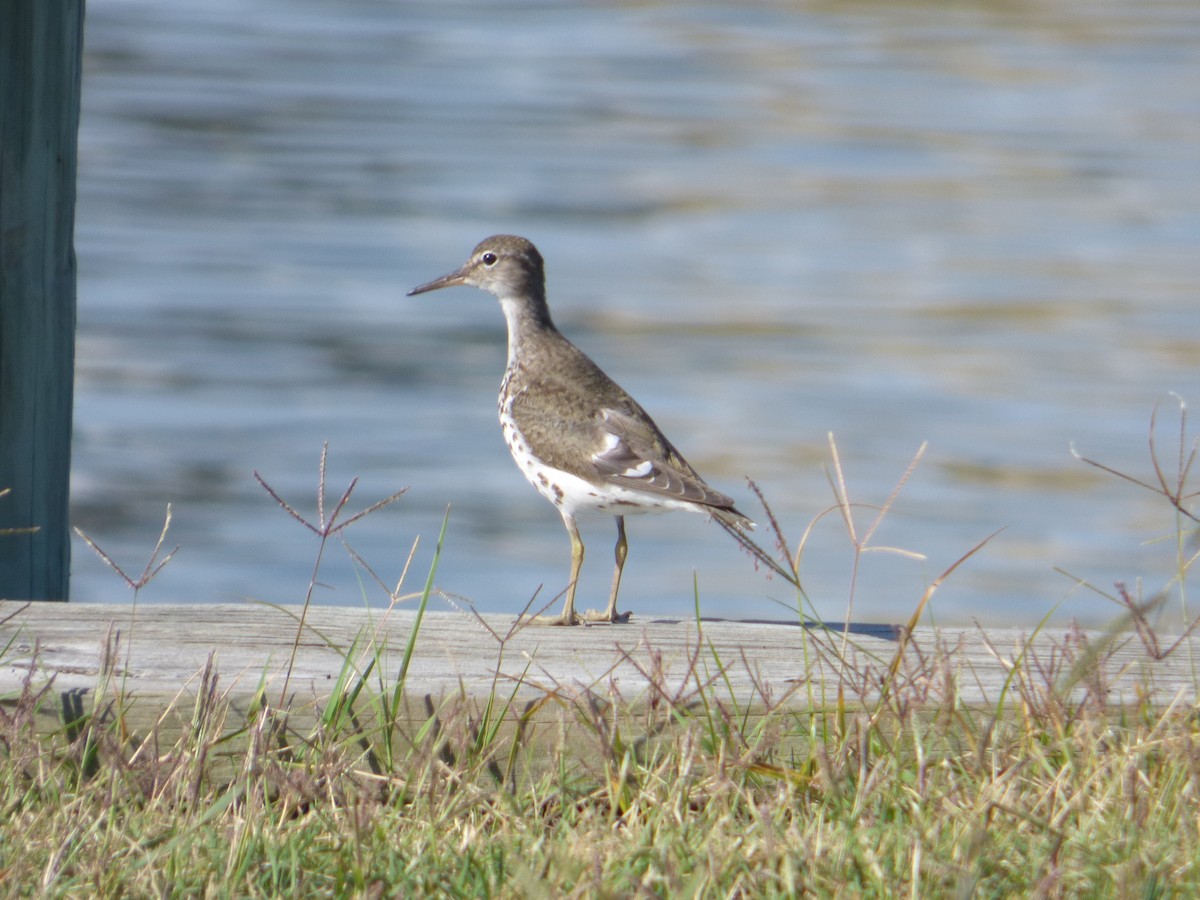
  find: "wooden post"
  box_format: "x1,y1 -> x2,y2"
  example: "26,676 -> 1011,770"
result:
0,2 -> 85,600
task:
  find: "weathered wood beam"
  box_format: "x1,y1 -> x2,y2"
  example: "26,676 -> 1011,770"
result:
1,604 -> 1192,716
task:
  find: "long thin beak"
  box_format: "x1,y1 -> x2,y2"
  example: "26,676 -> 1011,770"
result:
407,266 -> 470,296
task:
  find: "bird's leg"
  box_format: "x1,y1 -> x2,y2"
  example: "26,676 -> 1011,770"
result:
532,513 -> 584,625
606,516 -> 633,622
584,516 -> 632,624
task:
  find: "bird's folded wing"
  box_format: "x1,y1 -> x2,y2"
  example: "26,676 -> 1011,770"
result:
591,408 -> 736,509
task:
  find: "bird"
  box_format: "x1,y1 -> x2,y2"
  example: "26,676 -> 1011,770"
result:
408,234 -> 752,626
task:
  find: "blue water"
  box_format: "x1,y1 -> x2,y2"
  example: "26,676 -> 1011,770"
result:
72,0 -> 1200,626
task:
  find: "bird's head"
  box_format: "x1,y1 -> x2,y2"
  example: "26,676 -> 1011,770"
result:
408,234 -> 545,301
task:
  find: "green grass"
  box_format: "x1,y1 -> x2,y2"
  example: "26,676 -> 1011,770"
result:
3,407 -> 1198,897
2,614 -> 1198,897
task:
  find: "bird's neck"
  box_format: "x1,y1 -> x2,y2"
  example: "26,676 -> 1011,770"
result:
499,292 -> 558,368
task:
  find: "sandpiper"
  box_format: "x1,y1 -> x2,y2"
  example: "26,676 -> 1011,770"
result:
408,235 -> 752,625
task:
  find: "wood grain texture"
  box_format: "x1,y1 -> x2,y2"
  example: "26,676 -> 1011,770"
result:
2,603 -> 1193,716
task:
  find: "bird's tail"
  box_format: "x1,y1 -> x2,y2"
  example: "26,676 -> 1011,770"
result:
713,505 -> 754,532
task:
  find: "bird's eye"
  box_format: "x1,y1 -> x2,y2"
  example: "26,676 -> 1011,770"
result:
482,252 -> 498,266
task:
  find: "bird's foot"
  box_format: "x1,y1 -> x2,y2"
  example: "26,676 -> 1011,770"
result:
581,608 -> 633,624
528,612 -> 583,627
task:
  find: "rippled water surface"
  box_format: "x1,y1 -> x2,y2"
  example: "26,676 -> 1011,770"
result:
72,0 -> 1200,625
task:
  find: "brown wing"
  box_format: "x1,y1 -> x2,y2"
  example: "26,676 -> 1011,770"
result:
508,335 -> 752,527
